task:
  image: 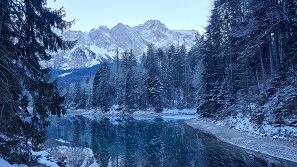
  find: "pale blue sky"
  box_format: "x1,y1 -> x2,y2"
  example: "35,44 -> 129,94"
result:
47,0 -> 213,33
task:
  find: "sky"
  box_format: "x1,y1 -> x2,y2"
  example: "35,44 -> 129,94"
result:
47,0 -> 213,34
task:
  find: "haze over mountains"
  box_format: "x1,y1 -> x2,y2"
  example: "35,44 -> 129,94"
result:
43,20 -> 197,69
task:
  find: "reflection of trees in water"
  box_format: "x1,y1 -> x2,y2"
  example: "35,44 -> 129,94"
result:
91,118 -> 115,167
143,118 -> 165,166
73,118 -> 80,145
122,117 -> 140,166
48,116 -> 293,167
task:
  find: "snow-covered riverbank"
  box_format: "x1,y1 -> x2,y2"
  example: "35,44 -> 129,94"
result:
0,150 -> 60,167
66,108 -> 198,119
186,118 -> 297,163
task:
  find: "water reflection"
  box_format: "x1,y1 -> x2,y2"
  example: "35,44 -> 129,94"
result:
46,115 -> 296,167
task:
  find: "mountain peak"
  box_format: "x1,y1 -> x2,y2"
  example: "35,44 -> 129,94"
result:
134,19 -> 168,32
47,20 -> 196,69
114,23 -> 130,28
89,26 -> 111,35
98,25 -> 110,31
145,19 -> 163,25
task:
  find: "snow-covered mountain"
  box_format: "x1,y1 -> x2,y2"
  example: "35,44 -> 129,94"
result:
43,20 -> 197,69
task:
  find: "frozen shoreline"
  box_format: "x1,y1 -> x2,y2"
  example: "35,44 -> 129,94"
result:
185,118 -> 297,163
66,108 -> 198,119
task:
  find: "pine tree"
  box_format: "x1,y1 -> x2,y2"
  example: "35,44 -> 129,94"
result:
123,49 -> 137,111
92,63 -> 115,112
0,0 -> 75,164
112,48 -> 121,105
74,81 -> 82,108
80,88 -> 88,109
198,0 -> 228,117
197,0 -> 297,119
285,0 -> 297,68
142,44 -> 164,112
175,44 -> 187,108
73,81 -> 88,109
187,33 -> 204,108
163,45 -> 176,107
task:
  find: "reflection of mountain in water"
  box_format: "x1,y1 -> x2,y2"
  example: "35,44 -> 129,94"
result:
46,116 -> 296,167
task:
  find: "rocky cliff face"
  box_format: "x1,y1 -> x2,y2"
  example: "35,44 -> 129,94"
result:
43,20 -> 196,69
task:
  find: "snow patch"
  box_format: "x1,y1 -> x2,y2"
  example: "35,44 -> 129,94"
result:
47,146 -> 99,167
0,150 -> 60,167
32,151 -> 59,167
58,72 -> 73,78
89,44 -> 112,60
0,157 -> 27,167
67,108 -> 197,118
55,139 -> 70,144
162,115 -> 197,120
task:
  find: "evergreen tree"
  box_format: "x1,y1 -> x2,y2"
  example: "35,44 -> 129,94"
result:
92,63 -> 115,112
198,0 -> 229,117
175,44 -> 187,108
112,48 -> 121,105
0,0 -> 75,164
74,81 -> 82,108
123,49 -> 138,111
187,33 -> 204,108
163,45 -> 176,107
197,0 -> 297,119
142,44 -> 164,112
64,86 -> 73,107
285,0 -> 297,68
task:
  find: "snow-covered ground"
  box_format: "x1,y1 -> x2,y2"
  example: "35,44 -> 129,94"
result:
161,115 -> 197,120
0,146 -> 99,167
66,107 -> 197,119
0,158 -> 27,167
32,151 -> 60,167
186,118 -> 297,163
216,113 -> 297,141
0,150 -> 60,167
216,84 -> 297,141
47,146 -> 99,167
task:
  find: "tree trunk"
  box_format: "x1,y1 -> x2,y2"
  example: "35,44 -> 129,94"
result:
0,0 -> 8,37
267,33 -> 275,76
259,48 -> 266,81
228,40 -> 233,94
274,29 -> 281,66
256,69 -> 260,89
282,0 -> 291,60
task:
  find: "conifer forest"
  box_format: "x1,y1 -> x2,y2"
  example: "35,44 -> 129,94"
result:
1,0 -> 297,166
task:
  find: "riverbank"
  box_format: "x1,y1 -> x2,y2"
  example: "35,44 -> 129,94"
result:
186,118 -> 297,163
66,108 -> 198,119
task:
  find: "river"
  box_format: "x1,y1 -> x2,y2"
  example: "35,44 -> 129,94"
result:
45,115 -> 297,167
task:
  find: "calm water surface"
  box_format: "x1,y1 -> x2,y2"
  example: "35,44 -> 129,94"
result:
46,115 -> 297,167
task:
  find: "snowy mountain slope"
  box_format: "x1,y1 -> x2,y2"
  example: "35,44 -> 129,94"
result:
51,64 -> 102,87
133,20 -> 195,48
43,20 -> 197,69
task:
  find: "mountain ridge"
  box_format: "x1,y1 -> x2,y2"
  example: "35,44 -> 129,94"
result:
42,20 -> 197,69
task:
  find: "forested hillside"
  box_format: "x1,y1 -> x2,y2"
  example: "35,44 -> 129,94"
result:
197,0 -> 297,138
